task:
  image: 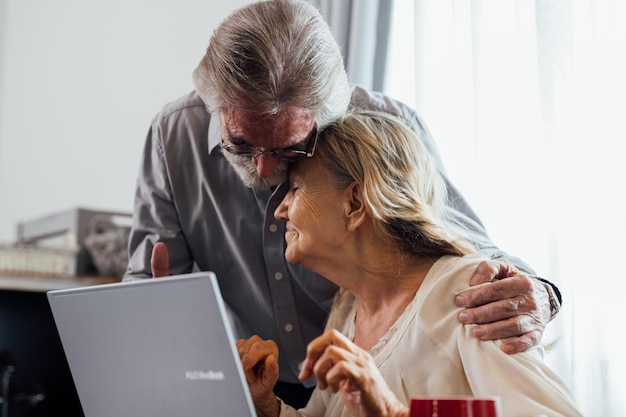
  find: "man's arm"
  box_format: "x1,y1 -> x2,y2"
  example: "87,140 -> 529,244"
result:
442,178 -> 560,353
124,112 -> 195,281
350,86 -> 561,352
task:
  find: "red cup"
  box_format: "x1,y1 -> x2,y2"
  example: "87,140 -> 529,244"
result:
410,396 -> 501,417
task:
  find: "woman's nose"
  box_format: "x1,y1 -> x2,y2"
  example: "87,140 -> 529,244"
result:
274,194 -> 290,221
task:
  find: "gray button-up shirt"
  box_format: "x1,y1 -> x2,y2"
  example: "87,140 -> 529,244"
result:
125,85 -> 535,385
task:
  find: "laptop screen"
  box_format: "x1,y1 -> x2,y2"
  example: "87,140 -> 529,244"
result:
47,272 -> 257,417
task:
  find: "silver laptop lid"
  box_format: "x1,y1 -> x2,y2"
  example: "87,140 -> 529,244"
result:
47,272 -> 256,417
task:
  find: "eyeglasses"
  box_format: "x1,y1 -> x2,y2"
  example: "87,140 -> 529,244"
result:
220,125 -> 319,162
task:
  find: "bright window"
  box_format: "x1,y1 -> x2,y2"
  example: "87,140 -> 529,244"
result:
384,1 -> 626,415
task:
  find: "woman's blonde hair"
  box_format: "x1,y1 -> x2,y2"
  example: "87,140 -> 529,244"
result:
316,110 -> 476,257
192,0 -> 351,127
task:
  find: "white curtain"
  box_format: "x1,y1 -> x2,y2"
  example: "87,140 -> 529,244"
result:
385,0 -> 626,415
310,0 -> 392,90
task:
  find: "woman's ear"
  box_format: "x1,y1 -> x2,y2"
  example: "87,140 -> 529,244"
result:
343,182 -> 367,231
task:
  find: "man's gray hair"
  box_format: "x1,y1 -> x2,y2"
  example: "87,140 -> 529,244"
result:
192,0 -> 351,128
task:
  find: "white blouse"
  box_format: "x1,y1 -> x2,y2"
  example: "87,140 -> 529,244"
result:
279,254 -> 582,417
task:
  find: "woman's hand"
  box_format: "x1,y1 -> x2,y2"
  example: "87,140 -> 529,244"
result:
300,329 -> 409,417
237,336 -> 280,417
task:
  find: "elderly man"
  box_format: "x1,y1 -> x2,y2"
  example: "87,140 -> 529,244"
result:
124,0 -> 560,408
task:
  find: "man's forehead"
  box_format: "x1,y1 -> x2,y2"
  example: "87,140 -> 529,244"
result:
222,107 -> 315,146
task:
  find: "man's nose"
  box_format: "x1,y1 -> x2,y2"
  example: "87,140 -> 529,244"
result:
252,153 -> 280,178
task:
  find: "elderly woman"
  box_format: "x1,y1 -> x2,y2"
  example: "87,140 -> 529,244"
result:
237,111 -> 581,417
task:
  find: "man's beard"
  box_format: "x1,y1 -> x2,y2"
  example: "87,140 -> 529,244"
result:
222,150 -> 289,189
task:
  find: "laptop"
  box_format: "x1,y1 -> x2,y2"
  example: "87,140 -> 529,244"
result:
47,272 -> 257,417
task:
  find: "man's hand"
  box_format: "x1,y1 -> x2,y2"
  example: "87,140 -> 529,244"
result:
151,242 -> 170,278
454,259 -> 551,354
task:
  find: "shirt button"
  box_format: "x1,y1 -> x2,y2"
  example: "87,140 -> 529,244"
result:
274,272 -> 283,280
269,224 -> 278,232
284,323 -> 294,332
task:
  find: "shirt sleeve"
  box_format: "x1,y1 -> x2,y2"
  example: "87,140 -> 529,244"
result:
123,113 -> 195,280
458,325 -> 583,417
396,102 -> 538,275
349,85 -> 538,275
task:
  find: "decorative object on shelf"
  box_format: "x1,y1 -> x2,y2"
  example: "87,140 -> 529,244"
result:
83,214 -> 130,278
0,208 -> 132,278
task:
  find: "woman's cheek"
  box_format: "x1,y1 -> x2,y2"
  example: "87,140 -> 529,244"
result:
284,232 -> 299,263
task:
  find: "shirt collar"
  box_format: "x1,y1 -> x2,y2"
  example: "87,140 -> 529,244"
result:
208,111 -> 221,151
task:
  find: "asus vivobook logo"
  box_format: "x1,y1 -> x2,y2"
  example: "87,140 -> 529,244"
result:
185,370 -> 225,381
